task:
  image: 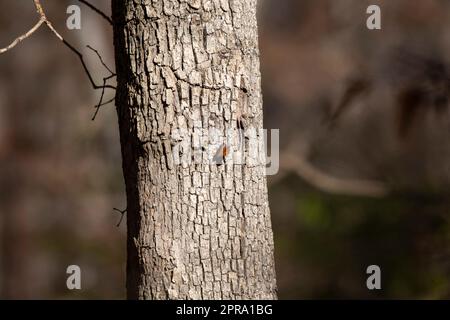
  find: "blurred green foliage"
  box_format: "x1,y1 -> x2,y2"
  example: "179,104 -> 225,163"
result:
272,175 -> 450,299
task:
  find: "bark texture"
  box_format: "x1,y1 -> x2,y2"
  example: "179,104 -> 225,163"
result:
112,0 -> 277,299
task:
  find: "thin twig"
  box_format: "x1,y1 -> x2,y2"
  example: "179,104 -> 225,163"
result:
93,80 -> 106,120
86,45 -> 115,75
85,45 -> 116,120
92,92 -> 115,121
2,1 -> 117,123
113,207 -> 127,227
62,40 -> 116,90
98,96 -> 115,107
77,0 -> 113,25
1,0 -> 116,94
0,18 -> 45,54
0,1 -> 49,55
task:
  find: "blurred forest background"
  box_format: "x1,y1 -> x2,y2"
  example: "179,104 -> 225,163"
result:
0,0 -> 449,299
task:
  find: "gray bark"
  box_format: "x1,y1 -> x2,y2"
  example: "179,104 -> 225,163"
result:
112,0 -> 277,299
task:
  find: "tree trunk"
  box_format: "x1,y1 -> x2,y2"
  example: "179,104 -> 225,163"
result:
112,0 -> 277,299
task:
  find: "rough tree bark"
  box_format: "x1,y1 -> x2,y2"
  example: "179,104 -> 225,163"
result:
112,0 -> 277,299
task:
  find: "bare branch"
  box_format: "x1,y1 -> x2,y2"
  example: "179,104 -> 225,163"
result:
0,18 -> 45,54
113,207 -> 127,227
38,1 -> 116,90
0,0 -> 47,54
78,0 -> 113,26
281,152 -> 388,197
98,96 -> 116,107
92,78 -> 116,121
1,0 -> 117,121
86,45 -> 115,76
62,40 -> 116,90
92,93 -> 115,121
92,80 -> 107,121
85,45 -> 116,120
1,0 -> 116,94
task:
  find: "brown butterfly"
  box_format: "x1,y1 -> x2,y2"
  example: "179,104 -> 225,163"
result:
213,144 -> 230,165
